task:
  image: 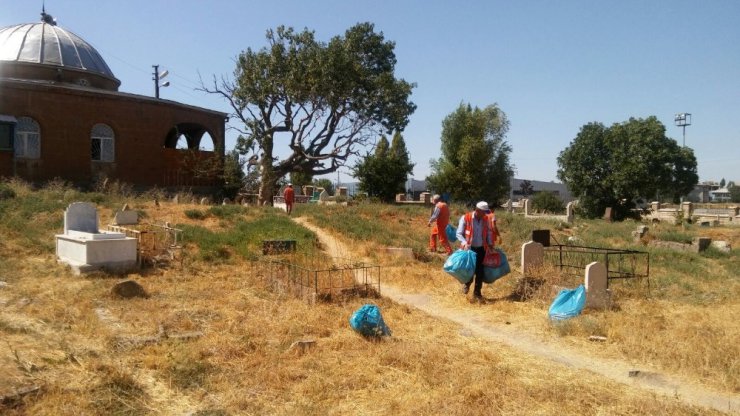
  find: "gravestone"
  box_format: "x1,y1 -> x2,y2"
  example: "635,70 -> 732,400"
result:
337,187 -> 348,197
421,192 -> 431,204
304,186 -> 314,198
505,199 -> 513,213
520,241 -> 544,276
64,202 -> 99,234
57,202 -> 137,275
113,210 -> 139,226
584,262 -> 611,309
318,190 -> 330,201
522,199 -> 530,216
395,193 -> 406,202
531,229 -> 550,247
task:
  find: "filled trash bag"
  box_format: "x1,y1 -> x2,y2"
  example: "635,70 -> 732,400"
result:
349,304 -> 391,337
445,223 -> 458,243
443,249 -> 476,283
483,248 -> 510,283
548,285 -> 586,321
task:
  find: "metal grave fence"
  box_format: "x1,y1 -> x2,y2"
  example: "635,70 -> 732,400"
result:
544,244 -> 650,288
252,254 -> 381,303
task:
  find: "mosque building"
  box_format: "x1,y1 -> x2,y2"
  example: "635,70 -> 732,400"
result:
0,9 -> 226,190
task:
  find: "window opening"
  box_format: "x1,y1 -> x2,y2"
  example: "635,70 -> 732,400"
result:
91,123 -> 115,162
14,117 -> 41,158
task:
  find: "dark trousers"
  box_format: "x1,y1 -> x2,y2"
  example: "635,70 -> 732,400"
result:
465,246 -> 486,296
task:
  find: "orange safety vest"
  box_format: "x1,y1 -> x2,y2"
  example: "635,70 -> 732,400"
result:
463,212 -> 494,247
283,187 -> 295,203
434,202 -> 450,226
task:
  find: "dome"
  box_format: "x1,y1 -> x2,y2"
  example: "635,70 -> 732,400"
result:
0,12 -> 120,90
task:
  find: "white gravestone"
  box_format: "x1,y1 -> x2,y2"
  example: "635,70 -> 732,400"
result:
521,241 -> 544,276
584,262 -> 611,309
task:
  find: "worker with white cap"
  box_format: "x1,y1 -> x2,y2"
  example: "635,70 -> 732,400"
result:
455,201 -> 496,302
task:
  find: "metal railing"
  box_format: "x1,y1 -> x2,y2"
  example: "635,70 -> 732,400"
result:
107,222 -> 182,266
544,244 -> 649,288
252,254 -> 381,303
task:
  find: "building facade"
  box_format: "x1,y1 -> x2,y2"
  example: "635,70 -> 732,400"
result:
0,12 -> 226,190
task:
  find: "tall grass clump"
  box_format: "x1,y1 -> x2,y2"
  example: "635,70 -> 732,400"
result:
180,207 -> 317,262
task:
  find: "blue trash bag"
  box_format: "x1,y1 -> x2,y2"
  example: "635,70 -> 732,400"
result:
443,249 -> 476,284
445,223 -> 458,243
548,285 -> 586,321
483,248 -> 510,283
349,304 -> 392,337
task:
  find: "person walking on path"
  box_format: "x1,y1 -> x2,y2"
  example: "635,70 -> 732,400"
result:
427,194 -> 452,255
283,183 -> 295,215
456,201 -> 496,302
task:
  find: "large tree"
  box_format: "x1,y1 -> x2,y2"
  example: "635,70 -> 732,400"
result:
202,23 -> 416,205
557,116 -> 698,219
426,103 -> 514,204
353,131 -> 415,202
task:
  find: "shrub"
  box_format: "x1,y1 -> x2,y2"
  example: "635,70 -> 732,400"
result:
531,191 -> 565,214
185,209 -> 207,220
0,184 -> 16,200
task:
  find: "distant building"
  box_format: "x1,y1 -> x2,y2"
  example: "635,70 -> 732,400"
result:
0,10 -> 226,190
510,178 -> 574,203
710,187 -> 732,202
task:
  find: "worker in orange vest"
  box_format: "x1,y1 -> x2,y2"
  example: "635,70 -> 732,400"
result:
283,183 -> 295,215
427,194 -> 452,255
455,201 -> 496,302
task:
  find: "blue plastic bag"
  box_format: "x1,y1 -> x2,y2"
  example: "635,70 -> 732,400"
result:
445,224 -> 458,243
443,249 -> 476,283
483,248 -> 510,283
548,285 -> 586,321
349,304 -> 391,337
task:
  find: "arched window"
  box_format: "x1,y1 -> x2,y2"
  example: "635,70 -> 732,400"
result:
91,123 -> 115,162
15,117 -> 41,159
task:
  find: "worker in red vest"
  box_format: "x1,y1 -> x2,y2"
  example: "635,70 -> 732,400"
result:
283,183 -> 295,215
455,201 -> 496,302
427,194 -> 452,255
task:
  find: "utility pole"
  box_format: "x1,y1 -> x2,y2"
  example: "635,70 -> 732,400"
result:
152,65 -> 170,98
674,113 -> 691,147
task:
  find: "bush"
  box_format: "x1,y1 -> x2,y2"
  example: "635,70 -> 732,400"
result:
531,191 -> 565,214
0,184 -> 16,200
185,209 -> 208,220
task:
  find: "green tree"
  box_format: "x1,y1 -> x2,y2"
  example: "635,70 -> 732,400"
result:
729,185 -> 740,203
202,23 -> 416,205
222,150 -> 246,199
353,132 -> 415,202
531,191 -> 565,214
313,178 -> 334,196
520,180 -> 534,197
720,178 -> 726,188
557,116 -> 698,220
426,103 -> 514,204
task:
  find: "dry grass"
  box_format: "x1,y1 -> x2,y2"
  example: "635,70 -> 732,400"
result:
0,186 -> 736,414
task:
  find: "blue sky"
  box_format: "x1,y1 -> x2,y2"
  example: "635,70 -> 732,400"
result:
2,1 -> 738,184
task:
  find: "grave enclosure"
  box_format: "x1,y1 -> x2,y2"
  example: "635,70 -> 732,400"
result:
56,202 -> 137,275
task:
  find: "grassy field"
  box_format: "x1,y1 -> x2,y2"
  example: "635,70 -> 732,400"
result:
0,178 -> 737,415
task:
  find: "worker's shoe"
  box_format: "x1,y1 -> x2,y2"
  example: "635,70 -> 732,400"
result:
460,284 -> 470,295
471,294 -> 485,304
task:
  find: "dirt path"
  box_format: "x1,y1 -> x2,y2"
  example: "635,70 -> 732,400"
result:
293,217 -> 739,415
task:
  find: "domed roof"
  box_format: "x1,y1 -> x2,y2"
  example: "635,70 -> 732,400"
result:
0,11 -> 117,82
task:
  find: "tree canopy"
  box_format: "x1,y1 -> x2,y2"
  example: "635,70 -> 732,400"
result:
557,116 -> 698,219
352,132 -> 415,202
426,103 -> 514,205
202,23 -> 416,204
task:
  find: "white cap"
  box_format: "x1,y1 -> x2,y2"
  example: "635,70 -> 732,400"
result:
287,183 -> 292,186
432,194 -> 441,201
475,201 -> 489,211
